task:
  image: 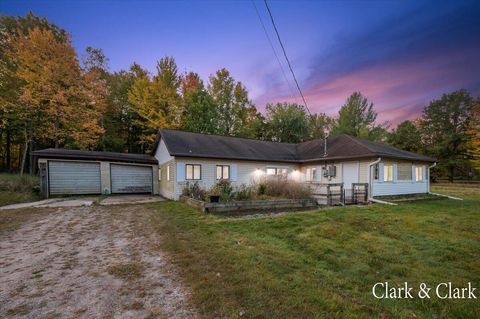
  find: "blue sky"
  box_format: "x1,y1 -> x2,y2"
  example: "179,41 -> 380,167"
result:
2,0 -> 480,125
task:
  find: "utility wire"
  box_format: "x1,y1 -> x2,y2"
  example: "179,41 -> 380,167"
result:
251,0 -> 298,104
263,0 -> 311,115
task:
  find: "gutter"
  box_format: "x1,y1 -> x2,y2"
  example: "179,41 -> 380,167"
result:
426,162 -> 463,200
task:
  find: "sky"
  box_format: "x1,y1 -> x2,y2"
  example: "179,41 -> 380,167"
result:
2,0 -> 480,126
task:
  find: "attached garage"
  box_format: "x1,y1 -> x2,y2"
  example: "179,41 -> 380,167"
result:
111,164 -> 153,194
48,161 -> 101,195
32,148 -> 159,197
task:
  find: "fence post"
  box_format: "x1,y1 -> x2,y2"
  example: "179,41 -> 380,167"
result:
327,185 -> 331,206
340,184 -> 344,204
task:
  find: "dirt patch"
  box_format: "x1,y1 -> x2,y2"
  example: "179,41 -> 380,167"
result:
0,205 -> 197,318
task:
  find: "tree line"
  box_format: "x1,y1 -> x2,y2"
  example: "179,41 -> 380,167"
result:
0,13 -> 478,180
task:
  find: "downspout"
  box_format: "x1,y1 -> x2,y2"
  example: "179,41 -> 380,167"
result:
367,157 -> 381,199
427,162 -> 463,200
427,162 -> 436,193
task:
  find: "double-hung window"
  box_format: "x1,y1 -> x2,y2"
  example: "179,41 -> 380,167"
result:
415,166 -> 424,182
397,163 -> 412,180
383,164 -> 394,182
216,165 -> 230,180
186,164 -> 201,180
305,167 -> 317,182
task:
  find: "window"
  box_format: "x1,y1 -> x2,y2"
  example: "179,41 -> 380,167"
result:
166,165 -> 170,181
323,165 -> 336,178
216,165 -> 230,180
186,164 -> 201,180
158,168 -> 162,181
373,164 -> 379,180
383,164 -> 394,182
305,167 -> 317,182
415,166 -> 424,182
397,163 -> 412,180
266,167 -> 288,178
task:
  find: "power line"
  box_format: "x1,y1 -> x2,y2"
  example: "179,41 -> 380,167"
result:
263,0 -> 311,115
250,0 -> 298,104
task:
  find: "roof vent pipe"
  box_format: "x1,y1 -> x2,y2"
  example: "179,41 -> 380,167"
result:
323,133 -> 329,157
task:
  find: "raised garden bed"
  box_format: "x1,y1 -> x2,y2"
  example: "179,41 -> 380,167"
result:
180,196 -> 317,216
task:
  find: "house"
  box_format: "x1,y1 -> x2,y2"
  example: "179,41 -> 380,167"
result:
33,129 -> 436,200
154,129 -> 436,200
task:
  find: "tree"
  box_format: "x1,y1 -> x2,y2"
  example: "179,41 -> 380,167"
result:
332,92 -> 379,138
0,12 -> 67,172
420,90 -> 474,181
207,68 -> 255,136
181,72 -> 218,134
467,97 -> 480,172
309,113 -> 333,139
265,103 -> 311,143
103,65 -> 146,153
387,120 -> 421,153
5,27 -> 103,173
128,57 -> 182,151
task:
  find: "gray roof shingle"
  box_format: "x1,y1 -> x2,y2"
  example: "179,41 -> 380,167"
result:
158,129 -> 436,163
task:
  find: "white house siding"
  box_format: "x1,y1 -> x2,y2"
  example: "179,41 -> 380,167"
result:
172,157 -> 300,200
159,159 -> 176,199
155,139 -> 173,165
359,160 -> 372,183
372,159 -> 428,196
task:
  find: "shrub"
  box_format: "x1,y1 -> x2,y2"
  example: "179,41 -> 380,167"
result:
257,182 -> 267,196
233,184 -> 254,201
209,180 -> 234,202
182,182 -> 207,200
264,179 -> 311,199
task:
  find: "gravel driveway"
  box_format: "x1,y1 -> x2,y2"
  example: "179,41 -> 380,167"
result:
0,205 -> 197,319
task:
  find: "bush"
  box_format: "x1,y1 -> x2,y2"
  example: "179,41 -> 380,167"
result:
233,184 -> 254,201
257,182 -> 267,196
263,179 -> 311,199
209,180 -> 234,202
182,182 -> 207,201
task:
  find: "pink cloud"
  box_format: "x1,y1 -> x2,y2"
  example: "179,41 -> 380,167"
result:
254,46 -> 480,126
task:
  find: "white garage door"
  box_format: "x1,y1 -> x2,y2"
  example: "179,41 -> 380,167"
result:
111,164 -> 153,194
48,161 -> 101,195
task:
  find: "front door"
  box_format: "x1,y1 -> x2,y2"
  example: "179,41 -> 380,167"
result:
343,162 -> 359,190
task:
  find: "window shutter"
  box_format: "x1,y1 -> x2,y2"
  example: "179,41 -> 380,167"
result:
422,165 -> 426,181
230,164 -> 238,181
176,162 -> 185,182
393,164 -> 397,182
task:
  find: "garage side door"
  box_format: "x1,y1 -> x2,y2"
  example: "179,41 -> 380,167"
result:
111,164 -> 153,194
48,161 -> 101,195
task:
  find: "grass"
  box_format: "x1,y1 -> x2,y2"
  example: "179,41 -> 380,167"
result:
148,184 -> 480,318
107,262 -> 145,280
0,207 -> 52,235
0,173 -> 41,206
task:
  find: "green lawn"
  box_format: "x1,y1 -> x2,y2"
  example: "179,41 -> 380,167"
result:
0,173 -> 41,207
149,184 -> 480,318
